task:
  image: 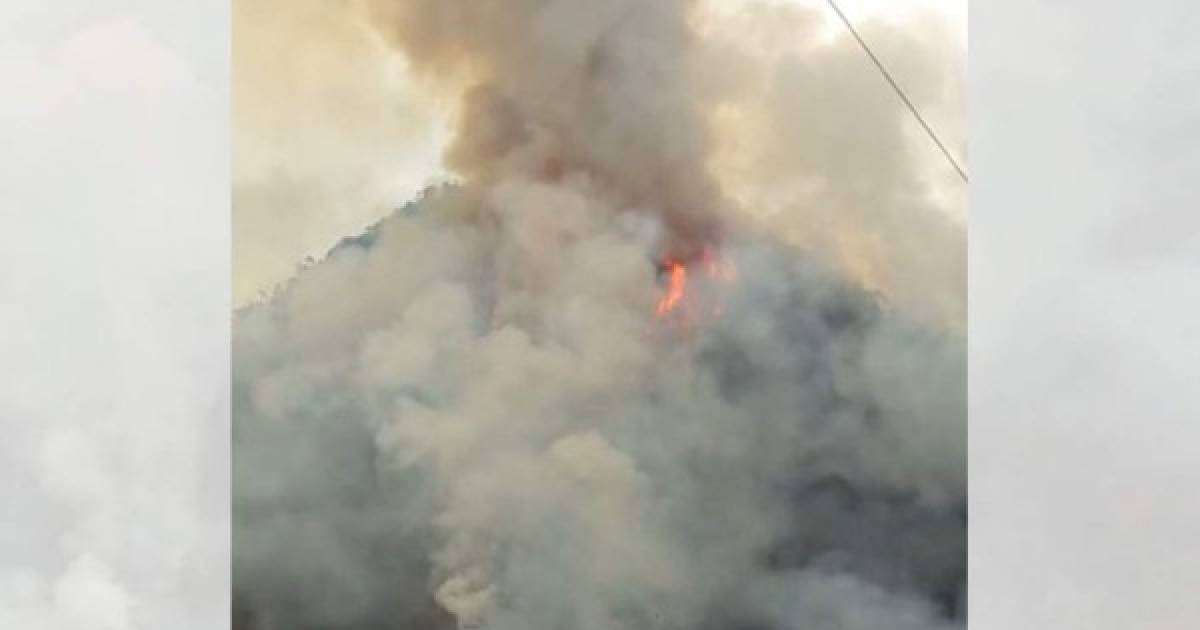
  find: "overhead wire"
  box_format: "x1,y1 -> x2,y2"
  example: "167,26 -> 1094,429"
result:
822,0 -> 969,183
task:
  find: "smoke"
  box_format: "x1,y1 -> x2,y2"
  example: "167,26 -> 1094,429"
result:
703,2 -> 966,326
232,0 -> 446,306
233,1 -> 965,629
361,0 -> 738,260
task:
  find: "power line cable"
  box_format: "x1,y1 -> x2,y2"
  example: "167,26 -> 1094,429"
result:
823,0 -> 968,183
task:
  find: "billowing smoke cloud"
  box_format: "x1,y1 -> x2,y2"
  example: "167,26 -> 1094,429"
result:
362,0 -> 736,260
233,1 -> 965,629
700,2 -> 966,326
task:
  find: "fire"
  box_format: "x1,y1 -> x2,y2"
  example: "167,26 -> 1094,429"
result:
654,246 -> 737,322
655,261 -> 688,316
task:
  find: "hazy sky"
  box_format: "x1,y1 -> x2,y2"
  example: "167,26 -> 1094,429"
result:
1,2 -> 228,628
971,1 -> 1200,627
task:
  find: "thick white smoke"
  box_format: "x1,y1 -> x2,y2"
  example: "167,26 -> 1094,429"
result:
233,1 -> 965,629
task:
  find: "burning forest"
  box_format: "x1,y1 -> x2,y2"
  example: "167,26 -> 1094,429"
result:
233,1 -> 966,629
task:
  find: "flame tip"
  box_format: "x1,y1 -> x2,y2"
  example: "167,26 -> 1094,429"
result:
653,245 -> 736,322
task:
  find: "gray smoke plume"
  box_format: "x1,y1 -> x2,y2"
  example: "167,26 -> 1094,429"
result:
233,1 -> 965,629
362,0 -> 735,260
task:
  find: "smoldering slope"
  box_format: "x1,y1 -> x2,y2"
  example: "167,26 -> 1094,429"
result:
233,1 -> 965,629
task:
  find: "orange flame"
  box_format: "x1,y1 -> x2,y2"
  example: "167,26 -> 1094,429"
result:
654,246 -> 736,322
655,260 -> 688,316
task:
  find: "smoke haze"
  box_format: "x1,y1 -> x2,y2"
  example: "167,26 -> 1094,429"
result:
233,1 -> 966,629
233,0 -> 446,305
